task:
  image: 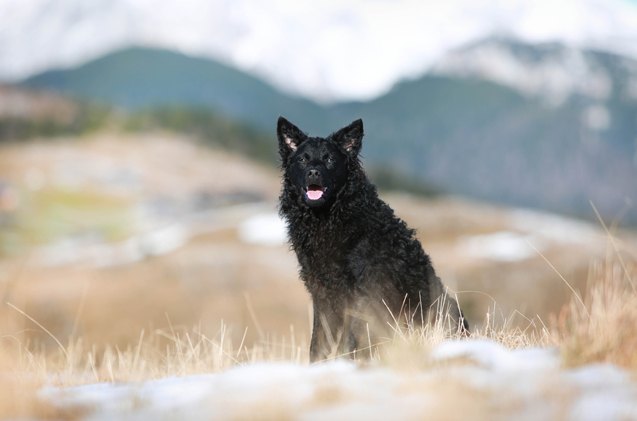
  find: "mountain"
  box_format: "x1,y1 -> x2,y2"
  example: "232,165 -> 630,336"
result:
2,0 -> 637,102
432,37 -> 637,106
353,75 -> 636,222
376,38 -> 637,220
21,47 -> 325,129
18,43 -> 637,225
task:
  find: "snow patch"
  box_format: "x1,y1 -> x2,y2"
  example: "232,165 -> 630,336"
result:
457,208 -> 601,262
582,104 -> 611,131
36,223 -> 189,267
566,364 -> 637,420
432,40 -> 615,105
238,212 -> 288,246
508,208 -> 600,245
457,231 -> 540,262
432,339 -> 559,372
41,339 -> 637,420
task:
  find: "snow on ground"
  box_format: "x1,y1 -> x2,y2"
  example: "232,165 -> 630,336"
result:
456,231 -> 539,262
456,207 -> 603,262
34,203 -> 275,268
238,212 -> 288,246
41,339 -> 637,420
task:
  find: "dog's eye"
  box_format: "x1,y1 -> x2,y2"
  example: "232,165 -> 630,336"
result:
298,155 -> 308,164
324,154 -> 334,164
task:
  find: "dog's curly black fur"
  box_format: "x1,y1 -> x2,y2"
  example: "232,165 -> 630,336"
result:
277,117 -> 468,362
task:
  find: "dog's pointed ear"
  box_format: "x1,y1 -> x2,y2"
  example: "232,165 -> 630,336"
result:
332,119 -> 364,157
277,116 -> 307,160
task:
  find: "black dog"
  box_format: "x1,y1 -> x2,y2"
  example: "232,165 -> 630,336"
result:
277,117 -> 468,362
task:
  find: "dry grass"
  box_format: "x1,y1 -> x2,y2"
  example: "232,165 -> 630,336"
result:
1,251 -> 636,419
553,255 -> 637,369
2,321 -> 305,384
0,318 -> 308,419
550,205 -> 637,370
377,295 -> 552,371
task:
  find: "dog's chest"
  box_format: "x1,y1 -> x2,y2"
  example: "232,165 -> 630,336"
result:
294,222 -> 352,261
290,218 -> 358,282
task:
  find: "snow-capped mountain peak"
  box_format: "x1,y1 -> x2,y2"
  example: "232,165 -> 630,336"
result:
1,0 -> 637,102
431,38 -> 637,106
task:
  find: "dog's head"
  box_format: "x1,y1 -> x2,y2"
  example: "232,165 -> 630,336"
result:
277,117 -> 364,209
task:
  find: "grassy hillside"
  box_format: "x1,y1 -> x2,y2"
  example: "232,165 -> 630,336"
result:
0,85 -> 110,140
19,46 -> 637,224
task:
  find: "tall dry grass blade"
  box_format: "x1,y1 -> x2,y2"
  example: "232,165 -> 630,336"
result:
70,282 -> 90,340
236,327 -> 248,358
381,298 -> 406,340
132,329 -> 145,373
87,351 -> 98,382
243,293 -> 264,340
6,302 -> 69,361
527,243 -> 589,318
317,314 -> 338,360
590,201 -> 636,293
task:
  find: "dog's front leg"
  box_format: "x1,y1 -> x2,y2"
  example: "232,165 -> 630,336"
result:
309,299 -> 352,362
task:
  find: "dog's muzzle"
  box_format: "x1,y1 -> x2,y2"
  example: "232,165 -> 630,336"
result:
305,169 -> 326,201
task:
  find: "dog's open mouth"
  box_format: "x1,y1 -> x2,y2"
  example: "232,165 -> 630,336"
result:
306,184 -> 326,201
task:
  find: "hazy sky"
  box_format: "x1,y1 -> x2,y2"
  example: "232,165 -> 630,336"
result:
1,0 -> 637,101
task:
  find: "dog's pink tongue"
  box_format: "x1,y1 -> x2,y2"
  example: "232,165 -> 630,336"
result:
307,189 -> 324,200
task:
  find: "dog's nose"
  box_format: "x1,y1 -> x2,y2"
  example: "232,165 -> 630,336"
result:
308,169 -> 320,180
